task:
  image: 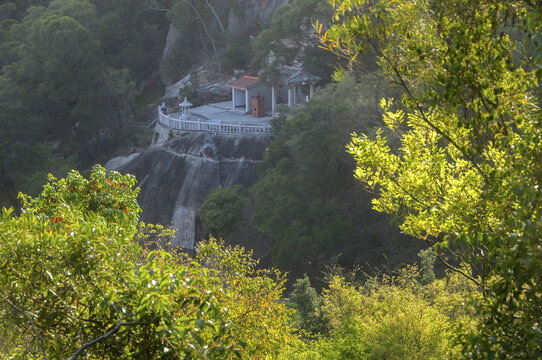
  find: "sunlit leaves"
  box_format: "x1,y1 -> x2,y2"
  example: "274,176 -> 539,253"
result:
0,168 -> 294,359
325,0 -> 541,357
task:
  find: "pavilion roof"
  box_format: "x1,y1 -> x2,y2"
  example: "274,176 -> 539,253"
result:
179,97 -> 192,107
282,69 -> 321,85
229,75 -> 260,90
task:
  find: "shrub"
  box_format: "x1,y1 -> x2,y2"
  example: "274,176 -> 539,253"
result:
199,185 -> 247,239
280,265 -> 474,359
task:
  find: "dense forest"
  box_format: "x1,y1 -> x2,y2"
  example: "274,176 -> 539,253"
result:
1,0 -> 541,359
0,0 -> 280,206
0,0 -> 170,205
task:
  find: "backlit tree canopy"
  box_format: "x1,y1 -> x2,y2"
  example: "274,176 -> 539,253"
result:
321,0 -> 541,357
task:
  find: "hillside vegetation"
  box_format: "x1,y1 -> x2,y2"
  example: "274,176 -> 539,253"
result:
1,0 -> 541,358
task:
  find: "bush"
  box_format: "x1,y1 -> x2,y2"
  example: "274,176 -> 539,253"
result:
199,185 -> 247,239
280,265 -> 475,359
289,275 -> 327,336
221,41 -> 250,73
0,166 -> 294,359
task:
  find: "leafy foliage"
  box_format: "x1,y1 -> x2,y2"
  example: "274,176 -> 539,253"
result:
252,0 -> 335,82
0,166 -> 293,359
247,78 -> 412,280
280,265 -> 476,359
289,275 -> 327,336
220,31 -> 251,73
195,239 -> 295,358
0,0 -> 170,206
199,185 -> 247,239
322,0 -> 542,357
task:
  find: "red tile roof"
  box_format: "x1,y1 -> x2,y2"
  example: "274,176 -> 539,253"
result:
229,75 -> 260,90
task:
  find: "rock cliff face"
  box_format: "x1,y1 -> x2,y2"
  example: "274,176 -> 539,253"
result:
159,0 -> 288,86
106,132 -> 272,250
226,0 -> 288,34
159,24 -> 183,86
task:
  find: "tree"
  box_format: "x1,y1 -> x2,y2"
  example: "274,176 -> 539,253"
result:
0,165 -> 294,359
164,0 -> 229,76
199,185 -> 247,239
289,275 -> 327,336
279,265 -> 476,360
0,0 -> 149,206
248,79 -> 413,281
251,172 -> 351,277
195,239 -> 295,358
252,0 -> 335,83
321,0 -> 541,357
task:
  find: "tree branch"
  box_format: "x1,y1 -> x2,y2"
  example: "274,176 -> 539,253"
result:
203,0 -> 224,32
183,0 -> 222,72
380,47 -> 491,186
0,294 -> 47,360
425,239 -> 482,287
66,321 -> 142,360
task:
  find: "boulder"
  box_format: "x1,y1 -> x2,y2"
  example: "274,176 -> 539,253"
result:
165,74 -> 192,99
105,132 -> 272,250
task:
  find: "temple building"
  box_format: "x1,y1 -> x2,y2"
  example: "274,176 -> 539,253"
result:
228,69 -> 322,116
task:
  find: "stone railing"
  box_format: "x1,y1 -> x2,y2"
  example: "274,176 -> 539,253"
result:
158,107 -> 271,133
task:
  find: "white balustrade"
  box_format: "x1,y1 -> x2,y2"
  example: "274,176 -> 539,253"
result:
158,107 -> 271,134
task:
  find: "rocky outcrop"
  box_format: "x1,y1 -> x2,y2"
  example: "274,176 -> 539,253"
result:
165,74 -> 192,99
159,0 -> 289,89
159,24 -> 183,86
164,65 -> 232,103
197,81 -> 231,101
226,0 -> 288,35
106,132 -> 272,250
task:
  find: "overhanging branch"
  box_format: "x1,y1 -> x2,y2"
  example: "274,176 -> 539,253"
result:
66,321 -> 143,360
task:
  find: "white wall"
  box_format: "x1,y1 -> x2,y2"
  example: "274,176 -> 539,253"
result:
234,88 -> 246,107
247,83 -> 273,111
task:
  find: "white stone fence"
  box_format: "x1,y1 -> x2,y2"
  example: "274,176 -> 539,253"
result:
158,107 -> 271,133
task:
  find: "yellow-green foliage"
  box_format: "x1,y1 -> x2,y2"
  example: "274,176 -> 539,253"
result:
196,238 -> 295,358
321,0 -> 541,356
280,266 -> 475,360
0,166 -> 294,359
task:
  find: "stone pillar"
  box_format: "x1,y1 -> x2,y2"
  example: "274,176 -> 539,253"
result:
288,87 -> 292,107
271,85 -> 276,113
245,91 -> 249,113
310,84 -> 315,98
292,85 -> 297,105
232,88 -> 235,109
